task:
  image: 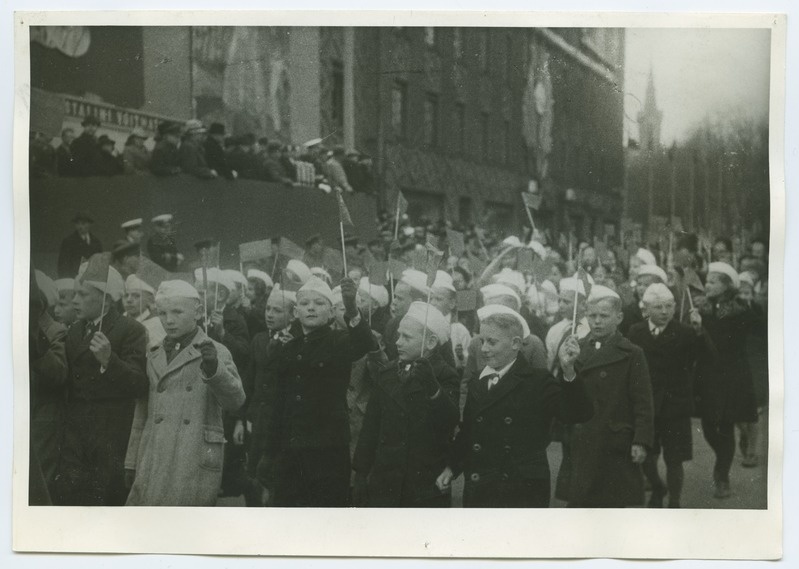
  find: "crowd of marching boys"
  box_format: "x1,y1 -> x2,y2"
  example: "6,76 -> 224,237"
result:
28,213 -> 768,508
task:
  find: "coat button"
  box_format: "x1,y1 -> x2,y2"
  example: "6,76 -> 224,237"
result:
296,355 -> 302,361
502,473 -> 509,481
183,419 -> 190,425
504,416 -> 513,425
470,473 -> 480,482
154,417 -> 163,424
472,443 -> 481,452
186,385 -> 193,392
600,371 -> 608,378
476,416 -> 483,423
504,445 -> 511,453
295,395 -> 302,402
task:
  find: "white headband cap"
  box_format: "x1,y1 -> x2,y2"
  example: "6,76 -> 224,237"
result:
403,301 -> 450,345
477,304 -> 530,339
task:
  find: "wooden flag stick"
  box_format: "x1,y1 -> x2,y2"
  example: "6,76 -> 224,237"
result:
524,205 -> 537,236
213,242 -> 221,313
680,286 -> 687,322
366,274 -> 373,328
420,286 -> 434,359
340,221 -> 348,277
686,286 -> 694,311
201,250 -> 209,331
98,275 -> 109,331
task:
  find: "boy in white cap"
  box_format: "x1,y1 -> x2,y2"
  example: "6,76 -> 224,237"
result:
244,269 -> 273,337
353,301 -> 460,507
544,277 -> 590,370
123,274 -> 166,349
265,276 -> 377,506
125,280 -> 245,506
53,278 -> 78,327
383,268 -> 430,361
627,283 -> 709,508
430,270 -> 472,374
357,276 -> 390,333
620,264 -> 669,336
436,311 -> 593,507
56,255 -> 148,505
284,259 -> 312,289
554,285 -> 654,508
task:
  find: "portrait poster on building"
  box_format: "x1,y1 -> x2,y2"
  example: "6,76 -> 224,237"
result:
11,8 -> 786,562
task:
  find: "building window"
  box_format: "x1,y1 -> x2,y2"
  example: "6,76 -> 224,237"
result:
453,28 -> 463,60
423,93 -> 439,148
425,27 -> 436,47
478,30 -> 489,72
480,112 -> 490,160
391,81 -> 407,138
453,102 -> 466,154
331,60 -> 344,129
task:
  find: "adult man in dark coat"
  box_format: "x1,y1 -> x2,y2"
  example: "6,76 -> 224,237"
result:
353,302 -> 460,507
150,122 -> 182,176
71,115 -> 101,177
265,276 -> 377,507
555,285 -> 655,508
627,283 -> 712,508
204,123 -> 236,180
55,260 -> 148,506
55,127 -> 77,177
57,212 -> 103,279
438,310 -> 593,508
180,120 -> 217,179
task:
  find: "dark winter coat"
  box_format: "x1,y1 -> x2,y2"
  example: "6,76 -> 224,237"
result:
57,231 -> 103,278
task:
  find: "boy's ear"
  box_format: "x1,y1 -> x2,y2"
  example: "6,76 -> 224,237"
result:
511,336 -> 523,351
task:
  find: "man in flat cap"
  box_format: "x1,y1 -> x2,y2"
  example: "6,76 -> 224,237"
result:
125,280 -> 245,506
122,127 -> 151,175
150,122 -> 182,177
55,255 -> 148,506
264,276 -> 377,507
147,214 -> 183,272
57,212 -> 103,279
353,301 -> 460,507
71,115 -> 101,177
180,119 -> 217,179
204,123 -> 237,181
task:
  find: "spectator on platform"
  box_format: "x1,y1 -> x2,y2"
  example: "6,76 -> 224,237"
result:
56,128 -> 78,177
95,135 -> 124,176
227,133 -> 261,180
180,119 -> 217,179
205,123 -> 237,181
150,122 -> 182,177
57,211 -> 103,279
262,142 -> 293,185
72,115 -> 102,177
122,127 -> 151,175
29,131 -> 57,179
324,146 -> 354,194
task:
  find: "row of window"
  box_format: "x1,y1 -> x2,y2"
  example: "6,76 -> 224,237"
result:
390,80 -> 512,164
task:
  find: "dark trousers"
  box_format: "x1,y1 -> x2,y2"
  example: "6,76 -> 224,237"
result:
701,418 -> 735,483
54,400 -> 133,506
273,446 -> 351,507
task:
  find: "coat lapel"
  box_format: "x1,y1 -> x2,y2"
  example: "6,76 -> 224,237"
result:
474,357 -> 527,413
163,329 -> 205,377
577,332 -> 630,374
378,364 -> 410,411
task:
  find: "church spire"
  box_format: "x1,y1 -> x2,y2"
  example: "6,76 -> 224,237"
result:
637,67 -> 663,152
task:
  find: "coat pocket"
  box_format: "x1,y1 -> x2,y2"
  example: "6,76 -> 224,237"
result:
199,425 -> 226,472
606,422 -> 634,453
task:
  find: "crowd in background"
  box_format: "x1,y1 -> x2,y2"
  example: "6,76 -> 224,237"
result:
29,115 -> 375,195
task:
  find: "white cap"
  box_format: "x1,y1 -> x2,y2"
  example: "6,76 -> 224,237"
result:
403,301 -> 450,345
310,267 -> 332,281
247,269 -> 273,289
480,283 -> 521,310
268,284 -> 296,305
635,248 -> 657,266
527,240 -> 547,259
642,283 -> 674,304
34,270 -> 58,307
54,278 -> 75,293
121,218 -> 143,230
540,279 -> 558,297
297,275 -> 335,304
194,267 -> 235,293
223,269 -> 248,288
359,277 -> 389,308
286,259 -> 312,284
559,277 -> 586,297
637,264 -> 668,283
708,262 -> 740,289
400,268 -> 430,295
432,270 -> 456,292
77,262 -> 125,302
502,236 -> 523,247
587,284 -> 621,303
151,214 -> 173,224
331,285 -> 343,306
155,280 -> 200,302
494,268 -> 526,294
738,271 -> 756,288
125,274 -> 155,296
477,304 -> 531,339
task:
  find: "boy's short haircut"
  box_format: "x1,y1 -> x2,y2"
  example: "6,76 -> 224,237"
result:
586,295 -> 623,313
481,313 -> 524,341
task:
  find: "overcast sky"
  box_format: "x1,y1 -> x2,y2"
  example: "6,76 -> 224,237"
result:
623,28 -> 771,145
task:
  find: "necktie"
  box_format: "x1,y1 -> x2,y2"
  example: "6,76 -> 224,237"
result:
485,373 -> 500,390
652,327 -> 660,337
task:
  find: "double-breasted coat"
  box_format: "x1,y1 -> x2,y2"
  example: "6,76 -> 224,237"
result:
454,355 -> 593,508
57,307 -> 148,505
125,328 -> 246,506
352,350 -> 460,507
57,231 -> 103,278
555,332 -> 655,507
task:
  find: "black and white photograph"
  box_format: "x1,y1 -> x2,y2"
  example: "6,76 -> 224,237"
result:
10,9 -> 786,560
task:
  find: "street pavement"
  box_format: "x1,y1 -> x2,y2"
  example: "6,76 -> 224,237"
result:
219,414 -> 769,509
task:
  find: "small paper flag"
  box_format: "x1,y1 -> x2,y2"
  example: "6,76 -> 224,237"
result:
521,191 -> 543,211
239,239 -> 273,263
336,190 -> 354,227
